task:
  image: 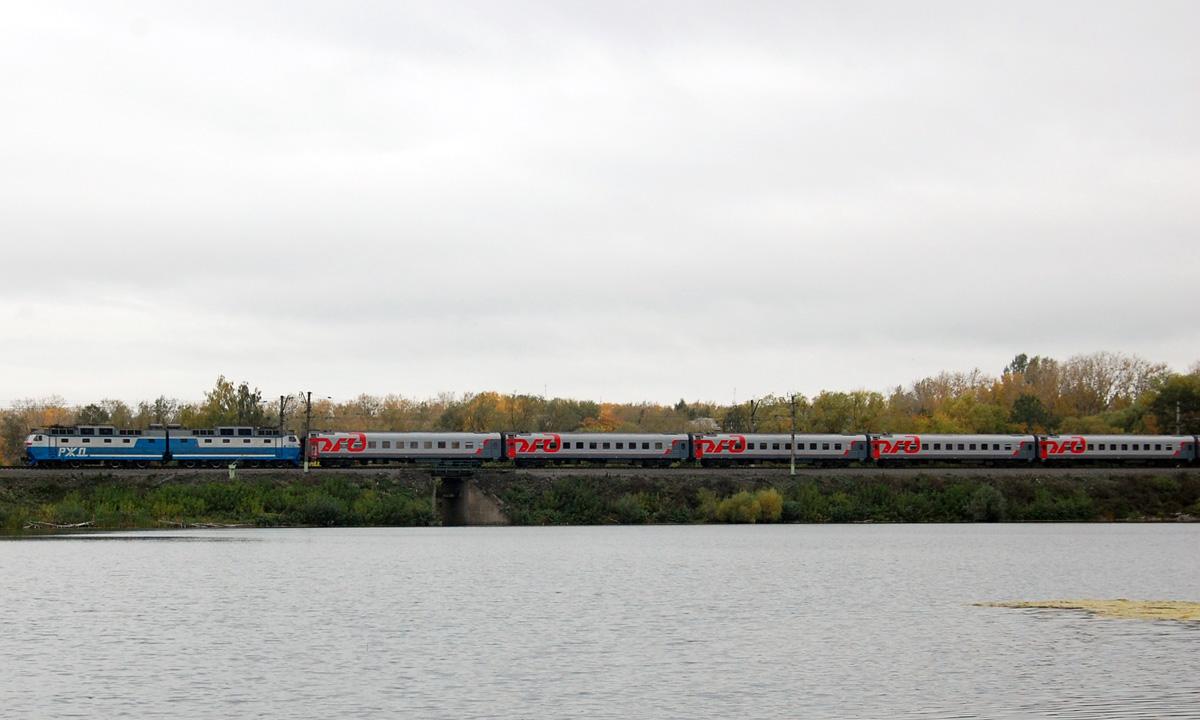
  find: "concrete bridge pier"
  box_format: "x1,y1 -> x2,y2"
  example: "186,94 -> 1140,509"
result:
434,474 -> 509,526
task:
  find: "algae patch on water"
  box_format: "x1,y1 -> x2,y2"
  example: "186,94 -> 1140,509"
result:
977,599 -> 1200,622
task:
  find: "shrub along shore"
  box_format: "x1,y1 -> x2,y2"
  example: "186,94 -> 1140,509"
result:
1,470 -> 1198,533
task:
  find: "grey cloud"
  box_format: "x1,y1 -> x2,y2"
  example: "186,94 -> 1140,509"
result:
2,1 -> 1197,405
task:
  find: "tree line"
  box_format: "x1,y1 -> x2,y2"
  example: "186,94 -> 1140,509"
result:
2,352 -> 1199,465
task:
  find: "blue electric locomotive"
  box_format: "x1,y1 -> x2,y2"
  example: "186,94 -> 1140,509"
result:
25,424 -> 301,468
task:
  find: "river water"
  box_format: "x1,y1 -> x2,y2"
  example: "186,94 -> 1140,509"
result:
1,525 -> 1197,719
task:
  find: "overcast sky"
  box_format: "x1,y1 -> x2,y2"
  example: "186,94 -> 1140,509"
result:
2,1 -> 1197,407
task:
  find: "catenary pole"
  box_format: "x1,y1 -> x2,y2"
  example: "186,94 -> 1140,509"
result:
303,391 -> 313,473
789,393 -> 797,476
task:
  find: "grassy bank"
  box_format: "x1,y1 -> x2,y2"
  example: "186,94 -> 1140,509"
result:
488,472 -> 1200,525
0,474 -> 435,533
2,471 -> 1198,532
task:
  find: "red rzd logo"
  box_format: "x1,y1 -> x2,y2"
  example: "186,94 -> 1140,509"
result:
309,433 -> 368,455
694,435 -> 747,457
1040,436 -> 1086,458
508,434 -> 562,455
871,435 -> 921,459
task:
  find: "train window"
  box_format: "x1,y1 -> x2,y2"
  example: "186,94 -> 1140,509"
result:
822,443 -> 830,450
809,443 -> 817,450
222,439 -> 230,444
123,439 -> 130,444
642,442 -> 650,450
933,443 -> 941,450
772,443 -> 780,450
82,438 -> 90,443
238,428 -> 253,436
835,443 -> 843,450
424,441 -> 433,449
616,442 -> 624,449
602,442 -> 611,449
103,438 -> 111,443
1004,445 -> 1012,451
99,428 -> 114,436
410,442 -> 418,449
921,444 -> 928,451
466,442 -> 475,449
576,442 -> 585,449
1121,444 -> 1128,451
220,428 -> 234,436
204,439 -> 212,444
590,442 -> 597,449
1164,444 -> 1171,451
655,442 -> 663,450
381,441 -> 390,449
452,441 -> 460,449
957,444 -> 965,450
437,441 -> 446,449
263,439 -> 271,444
244,439 -> 252,444
80,428 -> 94,436
968,444 -> 976,450
1156,443 -> 1162,451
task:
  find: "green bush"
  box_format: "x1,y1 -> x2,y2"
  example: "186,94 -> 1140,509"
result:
293,494 -> 349,526
755,488 -> 783,522
611,494 -> 648,524
715,491 -> 758,523
711,489 -> 782,523
967,485 -> 1007,522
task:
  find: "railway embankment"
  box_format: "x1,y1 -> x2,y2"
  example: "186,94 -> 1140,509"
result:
1,468 -> 1198,532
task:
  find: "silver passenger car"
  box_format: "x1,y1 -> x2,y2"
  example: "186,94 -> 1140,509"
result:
308,431 -> 504,465
693,433 -> 869,464
1038,435 -> 1195,463
870,434 -> 1037,462
505,432 -> 689,465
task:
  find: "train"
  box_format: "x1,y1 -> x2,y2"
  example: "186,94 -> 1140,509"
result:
23,424 -> 1199,468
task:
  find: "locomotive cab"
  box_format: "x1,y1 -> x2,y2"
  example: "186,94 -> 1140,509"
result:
24,432 -> 44,465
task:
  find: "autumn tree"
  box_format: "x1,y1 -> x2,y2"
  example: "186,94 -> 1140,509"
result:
136,396 -> 180,426
1010,394 -> 1053,432
184,376 -> 269,427
76,403 -> 111,425
1147,374 -> 1200,434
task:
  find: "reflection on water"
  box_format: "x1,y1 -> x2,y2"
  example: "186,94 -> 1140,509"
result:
0,524 -> 1197,719
1,533 -> 260,543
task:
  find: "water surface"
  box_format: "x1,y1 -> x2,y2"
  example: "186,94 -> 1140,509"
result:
2,525 -> 1197,718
